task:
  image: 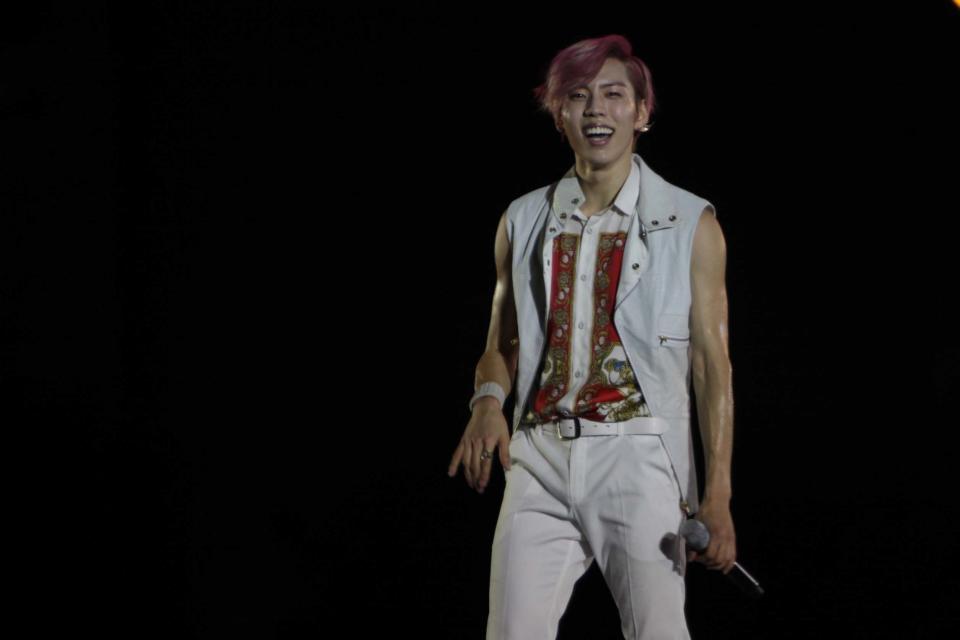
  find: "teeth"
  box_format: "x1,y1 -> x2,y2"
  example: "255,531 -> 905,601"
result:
585,127 -> 614,136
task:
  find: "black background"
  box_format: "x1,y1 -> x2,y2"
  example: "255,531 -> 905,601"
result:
5,2 -> 960,637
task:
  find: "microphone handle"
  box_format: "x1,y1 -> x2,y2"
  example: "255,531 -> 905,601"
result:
725,561 -> 764,599
680,518 -> 764,598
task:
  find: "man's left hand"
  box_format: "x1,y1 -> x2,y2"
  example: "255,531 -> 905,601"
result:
687,497 -> 736,574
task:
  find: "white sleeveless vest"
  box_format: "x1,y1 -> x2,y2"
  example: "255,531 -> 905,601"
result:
505,152 -> 717,515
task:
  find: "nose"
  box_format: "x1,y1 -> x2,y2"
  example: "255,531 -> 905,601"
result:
584,95 -> 606,116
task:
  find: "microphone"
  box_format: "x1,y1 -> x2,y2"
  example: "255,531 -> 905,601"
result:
679,518 -> 764,599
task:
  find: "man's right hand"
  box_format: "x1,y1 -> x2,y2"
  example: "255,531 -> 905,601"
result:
447,397 -> 512,494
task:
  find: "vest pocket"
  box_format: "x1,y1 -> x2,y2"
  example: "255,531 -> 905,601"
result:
657,312 -> 690,348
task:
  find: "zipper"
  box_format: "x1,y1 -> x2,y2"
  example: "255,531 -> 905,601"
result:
658,334 -> 690,345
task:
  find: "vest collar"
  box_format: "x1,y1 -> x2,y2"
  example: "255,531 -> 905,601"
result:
550,153 -> 639,219
543,153 -> 680,311
547,153 -> 678,233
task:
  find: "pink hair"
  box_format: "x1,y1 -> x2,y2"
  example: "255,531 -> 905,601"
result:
532,34 -> 657,142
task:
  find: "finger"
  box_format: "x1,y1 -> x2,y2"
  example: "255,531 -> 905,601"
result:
469,440 -> 482,491
714,545 -> 733,572
500,434 -> 511,471
698,544 -> 712,566
475,441 -> 491,493
722,545 -> 737,574
717,549 -> 732,573
706,539 -> 721,564
711,540 -> 731,568
703,545 -> 720,569
447,442 -> 463,477
463,442 -> 474,488
478,445 -> 493,493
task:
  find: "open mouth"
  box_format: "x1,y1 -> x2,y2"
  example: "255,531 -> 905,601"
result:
586,133 -> 612,146
584,126 -> 614,145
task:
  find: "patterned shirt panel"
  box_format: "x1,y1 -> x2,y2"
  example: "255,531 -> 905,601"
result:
524,161 -> 650,424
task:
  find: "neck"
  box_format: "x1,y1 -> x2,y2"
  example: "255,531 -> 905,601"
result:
573,152 -> 633,216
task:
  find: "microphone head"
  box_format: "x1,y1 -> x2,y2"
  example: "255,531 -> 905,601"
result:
679,518 -> 710,552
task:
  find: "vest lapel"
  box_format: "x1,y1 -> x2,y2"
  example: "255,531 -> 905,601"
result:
539,212 -> 563,319
615,211 -> 651,311
535,154 -> 679,316
614,154 -> 679,311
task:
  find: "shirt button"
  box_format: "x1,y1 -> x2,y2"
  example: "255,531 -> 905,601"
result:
574,371 -> 581,378
669,214 -> 677,221
578,322 -> 584,329
580,274 -> 586,281
651,219 -> 660,225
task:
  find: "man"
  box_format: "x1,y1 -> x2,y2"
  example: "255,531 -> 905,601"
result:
447,34 -> 735,639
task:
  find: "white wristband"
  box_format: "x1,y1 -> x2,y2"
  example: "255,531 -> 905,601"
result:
468,382 -> 506,412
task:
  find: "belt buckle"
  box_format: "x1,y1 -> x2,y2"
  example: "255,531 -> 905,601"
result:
557,415 -> 581,440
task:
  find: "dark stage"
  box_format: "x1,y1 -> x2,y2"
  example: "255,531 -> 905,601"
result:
6,2 -> 959,637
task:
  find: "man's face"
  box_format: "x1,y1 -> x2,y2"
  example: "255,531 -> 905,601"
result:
558,57 -> 648,167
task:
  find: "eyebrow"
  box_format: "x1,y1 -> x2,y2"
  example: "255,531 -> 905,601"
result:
574,81 -> 628,90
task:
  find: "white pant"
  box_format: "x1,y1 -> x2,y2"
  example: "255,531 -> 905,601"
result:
486,423 -> 691,640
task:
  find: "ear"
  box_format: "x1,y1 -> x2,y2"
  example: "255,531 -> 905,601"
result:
635,99 -> 649,129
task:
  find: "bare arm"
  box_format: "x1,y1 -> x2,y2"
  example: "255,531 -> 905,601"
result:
689,205 -> 737,573
473,209 -> 520,409
447,209 -> 519,491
